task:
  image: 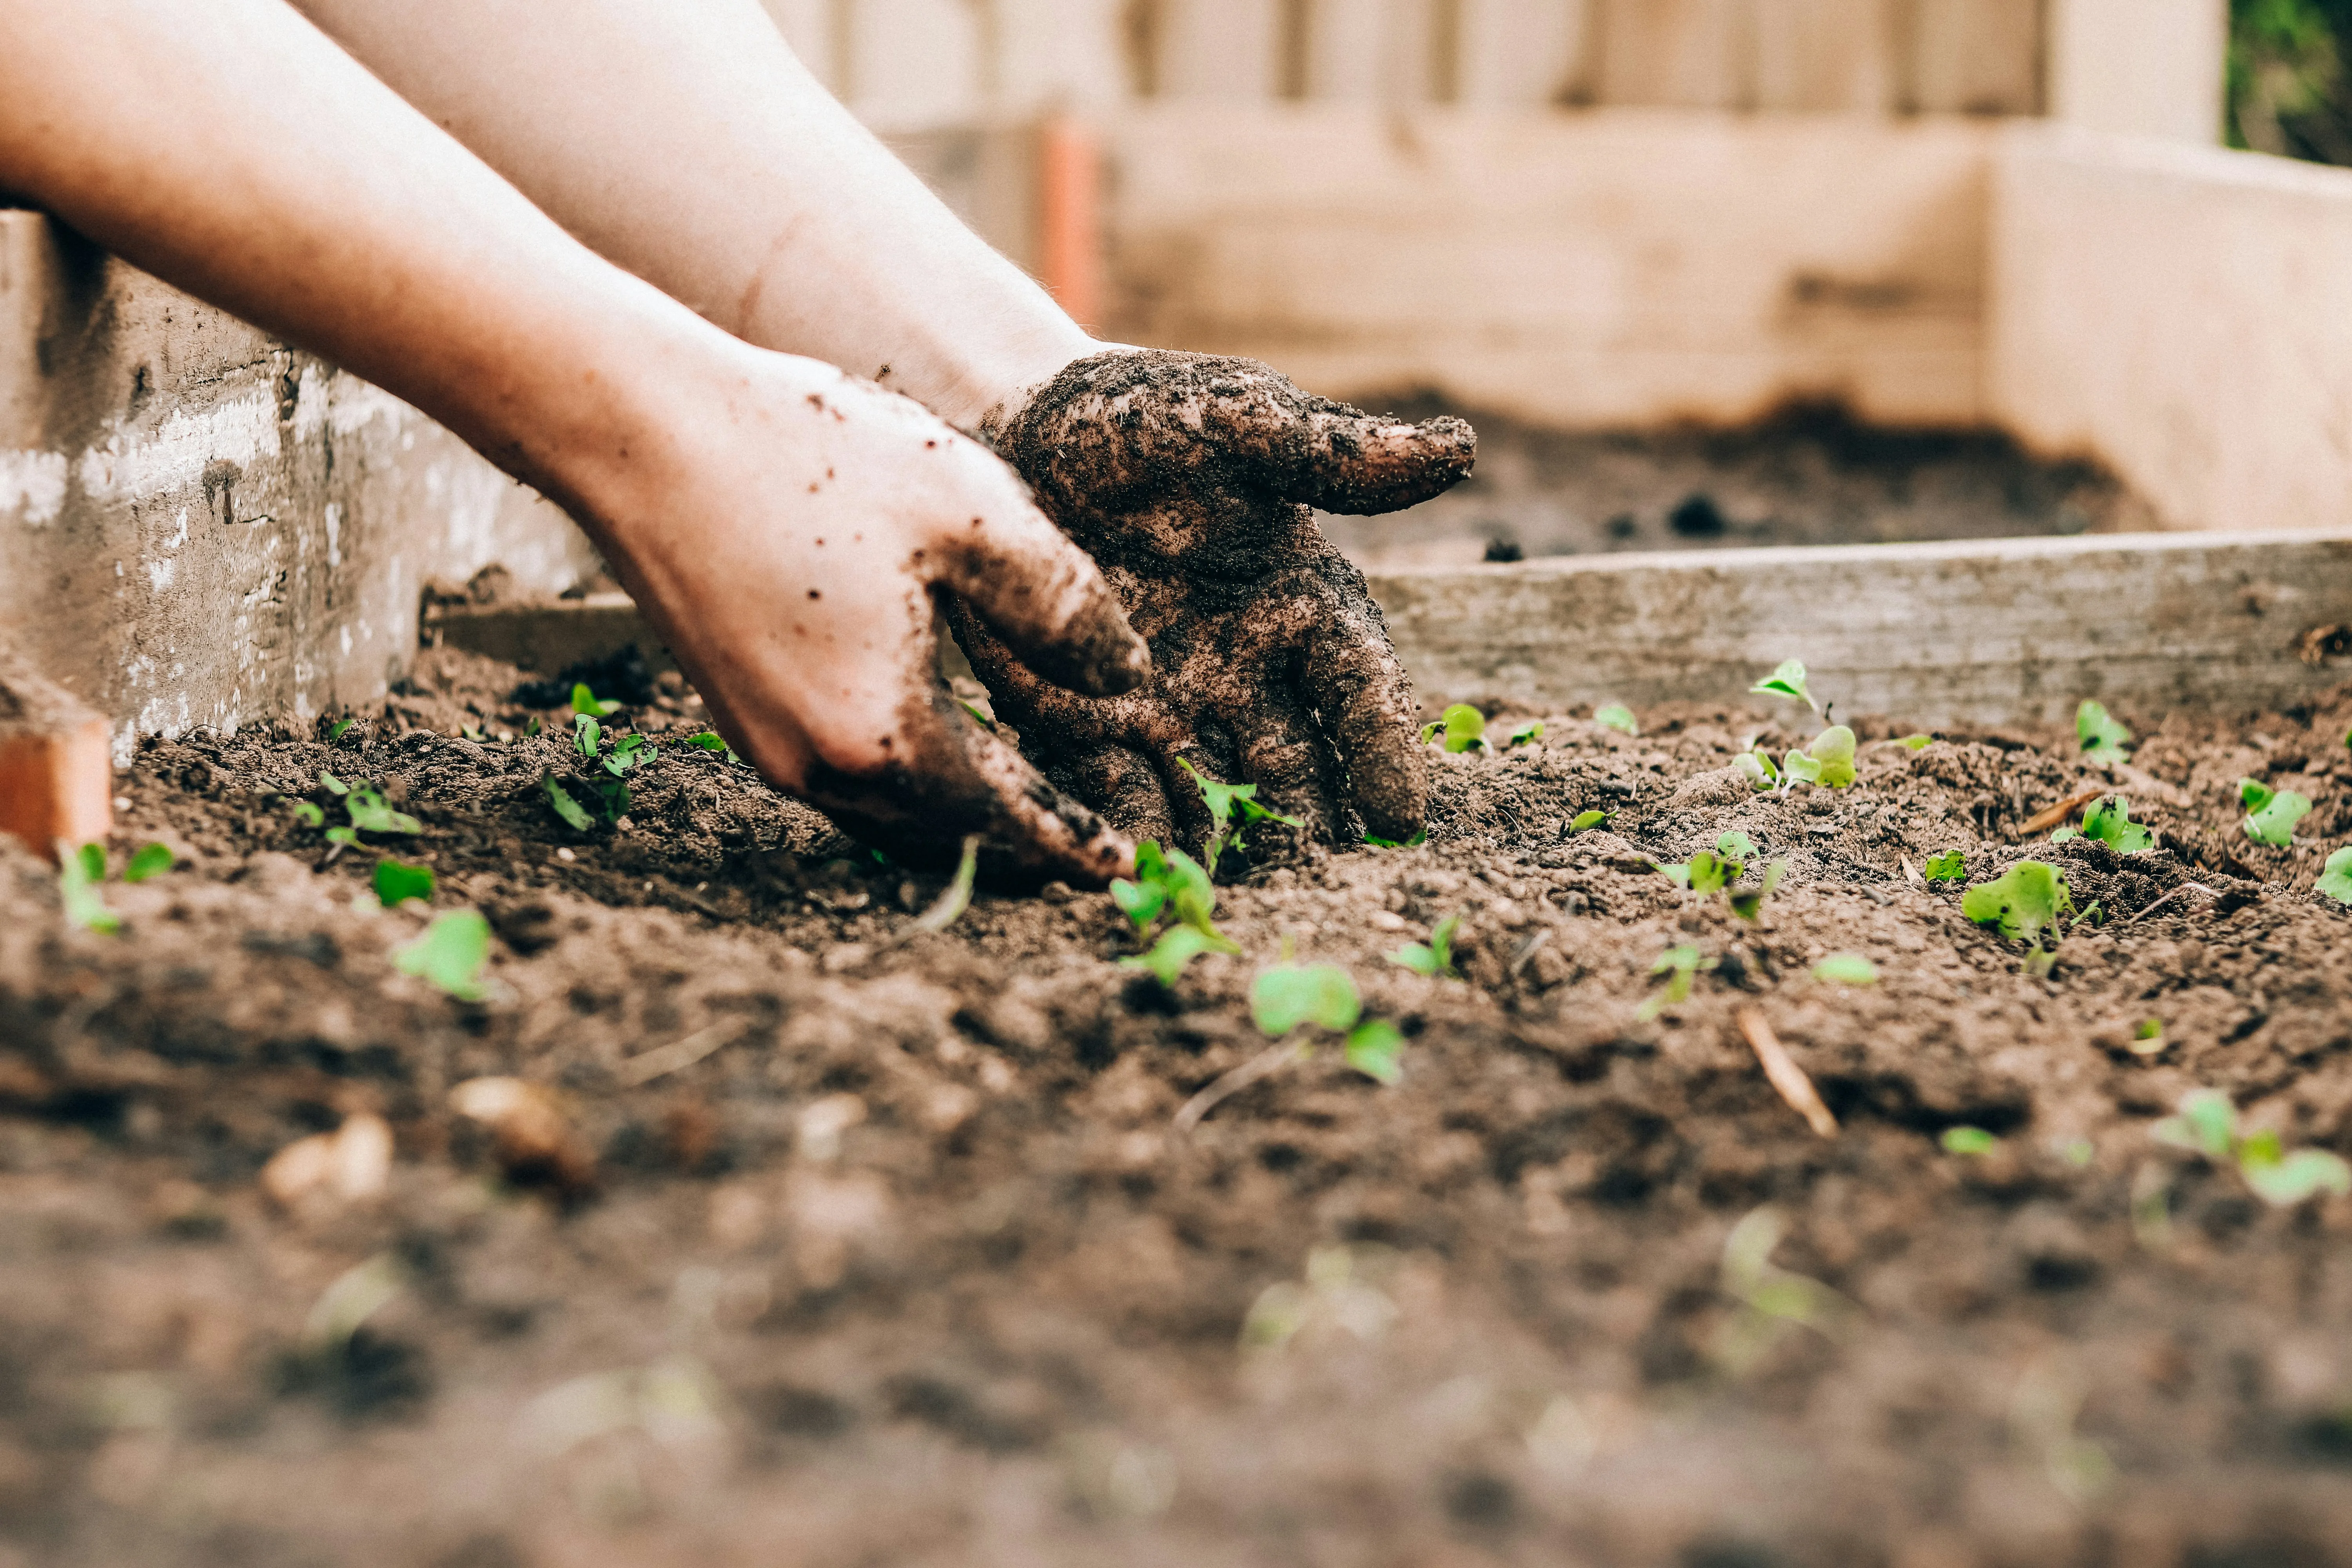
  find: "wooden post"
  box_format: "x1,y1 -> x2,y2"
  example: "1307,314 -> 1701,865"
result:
1595,0 -> 1749,109
2046,0 -> 2226,144
0,658 -> 111,863
1908,0 -> 2042,116
1156,0 -> 1283,100
1752,0 -> 1897,113
1038,118 -> 1105,330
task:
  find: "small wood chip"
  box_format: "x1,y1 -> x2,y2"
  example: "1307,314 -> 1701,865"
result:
1900,856 -> 1923,887
1737,1009 -> 1839,1139
615,1022 -> 741,1087
2017,787 -> 2106,837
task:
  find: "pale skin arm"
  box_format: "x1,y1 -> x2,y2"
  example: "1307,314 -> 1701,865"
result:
287,0 -> 1098,428
0,0 -> 1149,882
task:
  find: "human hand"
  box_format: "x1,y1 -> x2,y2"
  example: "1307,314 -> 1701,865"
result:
580,350 -> 1151,883
949,350 -> 1475,855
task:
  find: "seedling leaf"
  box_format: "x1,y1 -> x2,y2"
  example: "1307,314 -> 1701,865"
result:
1898,735 -> 1934,751
911,836 -> 980,933
343,787 -> 422,836
573,714 -> 601,758
602,733 -> 655,778
292,800 -> 327,828
1717,831 -> 1758,865
2152,1089 -> 2237,1160
684,732 -> 741,764
1110,876 -> 1168,934
1121,924 -> 1216,988
123,843 -> 174,883
327,718 -> 354,742
1960,862 -> 2075,945
1735,750 -> 1779,792
319,771 -> 349,796
1570,810 -> 1607,834
571,682 -> 621,717
1387,914 -> 1462,979
394,910 -> 492,1001
2317,847 -> 2352,904
1364,829 -> 1430,849
958,699 -> 993,730
2078,796 -> 2155,854
1421,704 -> 1489,754
1180,759 -> 1303,871
1728,861 -> 1788,922
1942,1127 -> 1998,1156
543,777 -> 595,832
1506,720 -> 1545,747
1636,945 -> 1711,1022
1343,1020 -> 1406,1085
2242,1148 -> 2352,1207
2245,790 -> 2311,847
2077,701 -> 2132,766
1791,726 -> 1857,789
1750,660 -> 1818,714
1252,965 -> 1362,1038
1924,851 -> 1966,882
1595,704 -> 1639,736
325,826 -> 360,848
58,843 -> 119,934
2131,1019 -> 2166,1057
2239,777 -> 2276,811
1814,954 -> 1879,986
373,858 -> 436,907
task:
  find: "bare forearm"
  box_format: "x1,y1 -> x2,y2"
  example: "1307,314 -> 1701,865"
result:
287,0 -> 1095,426
0,0 -> 720,513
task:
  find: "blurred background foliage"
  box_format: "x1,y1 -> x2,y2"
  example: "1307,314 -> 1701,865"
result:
2231,0 -> 2352,161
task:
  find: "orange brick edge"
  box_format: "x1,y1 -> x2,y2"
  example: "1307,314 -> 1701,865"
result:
0,676 -> 112,863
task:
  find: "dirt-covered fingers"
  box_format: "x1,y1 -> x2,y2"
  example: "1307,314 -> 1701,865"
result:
1301,587 -> 1428,846
925,491 -> 1149,698
1225,708 -> 1340,848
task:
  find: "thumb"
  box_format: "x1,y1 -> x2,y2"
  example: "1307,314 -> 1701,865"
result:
933,499 -> 1151,698
1274,404 -> 1478,515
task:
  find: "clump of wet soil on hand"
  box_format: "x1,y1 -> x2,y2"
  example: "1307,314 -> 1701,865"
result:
9,650 -> 2352,1566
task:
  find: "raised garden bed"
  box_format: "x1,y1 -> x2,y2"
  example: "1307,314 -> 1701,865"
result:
7,637 -> 2352,1564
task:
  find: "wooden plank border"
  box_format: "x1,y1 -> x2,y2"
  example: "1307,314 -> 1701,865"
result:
427,532 -> 2352,731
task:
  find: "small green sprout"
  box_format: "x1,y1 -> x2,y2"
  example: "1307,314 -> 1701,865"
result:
2130,1019 -> 2166,1056
2152,1089 -> 2352,1207
2063,1138 -> 2095,1167
373,858 -> 436,908
2245,787 -> 2311,847
684,731 -> 742,765
571,682 -> 621,717
1504,720 -> 1545,748
1249,963 -> 1404,1085
1713,1207 -> 1857,1375
1783,726 -> 1857,790
123,843 -> 174,883
2240,777 -> 2275,810
1388,914 -> 1462,979
1813,954 -> 1879,986
1363,829 -> 1430,849
1728,861 -> 1788,922
958,699 -> 993,730
1717,830 -> 1758,863
2058,796 -> 2154,853
1180,759 -> 1303,872
1636,945 -> 1713,1022
343,787 -> 421,837
1897,735 -> 1934,751
573,713 -> 601,758
1569,810 -> 1608,834
59,842 -> 119,934
1924,851 -> 1967,882
543,777 -> 595,832
2318,847 -> 2352,904
327,717 -> 354,742
603,732 -> 656,778
319,770 -> 349,796
1420,704 -> 1489,754
394,910 -> 492,1001
1124,925 -> 1218,987
1594,704 -> 1639,736
1961,861 -> 2075,946
910,836 -> 980,933
1735,748 -> 1780,792
526,715 -> 542,738
1942,1127 -> 1999,1156
1657,850 -> 1733,895
291,800 -> 327,828
2076,701 -> 2131,766
1112,841 -> 1240,984
1750,659 -> 1818,715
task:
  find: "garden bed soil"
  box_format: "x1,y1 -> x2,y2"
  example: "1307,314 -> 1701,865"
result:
6,648 -> 2352,1566
1323,400 -> 2157,573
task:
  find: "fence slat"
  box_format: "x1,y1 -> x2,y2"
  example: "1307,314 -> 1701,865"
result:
1595,0 -> 1748,109
1911,0 -> 2042,115
1156,0 -> 1284,101
1453,0 -> 1595,107
1752,0 -> 1896,112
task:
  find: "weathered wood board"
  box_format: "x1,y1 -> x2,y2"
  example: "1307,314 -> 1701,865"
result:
431,533 -> 2352,731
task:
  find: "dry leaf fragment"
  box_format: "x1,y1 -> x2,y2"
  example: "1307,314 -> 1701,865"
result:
449,1077 -> 597,1196
1736,1010 -> 1839,1139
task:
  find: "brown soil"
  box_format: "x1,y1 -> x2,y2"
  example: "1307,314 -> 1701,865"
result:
7,648 -> 2352,1568
1325,401 -> 2159,573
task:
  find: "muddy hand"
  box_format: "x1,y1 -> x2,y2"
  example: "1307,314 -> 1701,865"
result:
583,356 -> 1151,884
950,349 -> 1475,853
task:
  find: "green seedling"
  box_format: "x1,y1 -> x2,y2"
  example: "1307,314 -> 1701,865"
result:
394,910 -> 492,1002
1728,861 -> 1788,922
1658,850 -> 1734,895
1924,851 -> 1967,882
1735,748 -> 1780,792
2052,795 -> 2154,853
1388,914 -> 1462,979
1783,726 -> 1857,790
291,800 -> 327,828
573,713 -> 602,758
1595,704 -> 1639,736
684,731 -> 740,764
2130,1019 -> 2166,1057
2152,1089 -> 2352,1207
327,718 -> 354,742
1506,720 -> 1545,748
2077,701 -> 2131,766
1123,924 -> 1219,988
319,770 -> 349,796
571,682 -> 621,718
1637,945 -> 1714,1022
1363,829 -> 1429,849
2318,847 -> 2352,904
461,724 -> 487,744
910,836 -> 980,934
343,787 -> 421,837
1420,704 -> 1489,754
1569,810 -> 1608,835
373,858 -> 436,908
526,715 -> 542,738
544,777 -> 595,832
1249,962 -> 1405,1085
1898,735 -> 1935,751
1713,1206 -> 1857,1376
1814,954 -> 1879,986
123,843 -> 174,883
1112,841 -> 1239,985
603,733 -> 656,779
1942,1127 -> 1999,1156
1751,659 -> 1818,715
1181,759 -> 1302,873
58,842 -> 119,934
1717,830 -> 1758,862
1961,861 -> 2075,946
958,699 -> 993,730
2244,786 -> 2311,847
